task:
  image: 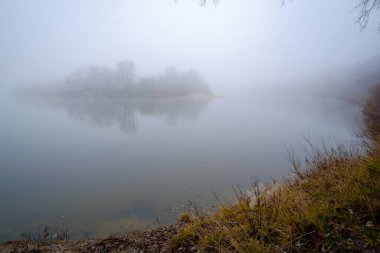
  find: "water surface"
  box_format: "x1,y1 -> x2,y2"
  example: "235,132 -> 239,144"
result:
0,92 -> 361,241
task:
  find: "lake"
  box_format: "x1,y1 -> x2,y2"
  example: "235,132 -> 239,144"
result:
0,91 -> 361,241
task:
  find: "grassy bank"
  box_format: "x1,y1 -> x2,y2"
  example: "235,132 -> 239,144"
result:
171,144 -> 380,252
1,87 -> 380,252
168,87 -> 380,252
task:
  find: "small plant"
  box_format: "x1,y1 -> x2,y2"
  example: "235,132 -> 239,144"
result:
178,211 -> 192,223
20,225 -> 70,241
171,224 -> 199,248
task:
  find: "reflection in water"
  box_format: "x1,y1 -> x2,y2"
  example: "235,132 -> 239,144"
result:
1,94 -> 361,241
17,96 -> 211,133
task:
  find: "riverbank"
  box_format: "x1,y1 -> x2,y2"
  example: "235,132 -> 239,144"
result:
1,87 -> 380,252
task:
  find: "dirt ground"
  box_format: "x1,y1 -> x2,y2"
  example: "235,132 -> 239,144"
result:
0,222 -> 198,253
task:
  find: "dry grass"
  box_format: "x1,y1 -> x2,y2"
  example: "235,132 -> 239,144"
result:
170,87 -> 380,252
171,149 -> 380,252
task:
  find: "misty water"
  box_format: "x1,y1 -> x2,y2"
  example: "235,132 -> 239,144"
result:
0,91 -> 361,241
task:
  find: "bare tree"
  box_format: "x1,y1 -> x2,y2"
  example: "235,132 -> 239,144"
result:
193,0 -> 380,30
174,0 -> 217,6
356,0 -> 380,30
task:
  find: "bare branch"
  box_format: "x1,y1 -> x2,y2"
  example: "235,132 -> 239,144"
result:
191,0 -> 380,31
356,0 -> 380,30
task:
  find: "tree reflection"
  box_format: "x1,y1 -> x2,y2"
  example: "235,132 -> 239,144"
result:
18,97 -> 211,133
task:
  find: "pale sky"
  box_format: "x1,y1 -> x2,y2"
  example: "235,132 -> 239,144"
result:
0,0 -> 379,93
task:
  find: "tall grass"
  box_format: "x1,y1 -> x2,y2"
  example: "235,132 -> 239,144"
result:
170,88 -> 380,252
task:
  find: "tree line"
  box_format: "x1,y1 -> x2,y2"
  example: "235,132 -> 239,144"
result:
22,60 -> 211,99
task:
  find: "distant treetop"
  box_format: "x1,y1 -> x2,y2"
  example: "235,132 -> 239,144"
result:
22,61 -> 212,99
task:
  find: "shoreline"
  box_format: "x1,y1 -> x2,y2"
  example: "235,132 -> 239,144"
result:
1,86 -> 380,252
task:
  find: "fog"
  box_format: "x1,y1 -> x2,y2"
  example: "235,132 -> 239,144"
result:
1,0 -> 380,241
1,0 -> 380,95
16,96 -> 211,133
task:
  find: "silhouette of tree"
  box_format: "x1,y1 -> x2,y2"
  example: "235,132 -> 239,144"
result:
196,0 -> 380,30
356,0 -> 380,30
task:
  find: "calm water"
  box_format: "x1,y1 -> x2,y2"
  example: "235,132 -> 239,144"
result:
0,91 -> 361,241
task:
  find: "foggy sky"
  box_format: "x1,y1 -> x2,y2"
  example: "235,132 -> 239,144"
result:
1,0 -> 380,94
